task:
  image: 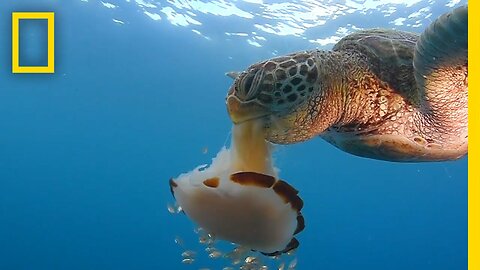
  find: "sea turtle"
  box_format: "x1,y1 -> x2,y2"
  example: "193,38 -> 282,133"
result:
226,5 -> 468,162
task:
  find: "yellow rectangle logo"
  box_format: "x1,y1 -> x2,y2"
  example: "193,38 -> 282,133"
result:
12,12 -> 55,73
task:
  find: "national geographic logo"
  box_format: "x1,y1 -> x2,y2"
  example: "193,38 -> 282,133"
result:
12,12 -> 54,74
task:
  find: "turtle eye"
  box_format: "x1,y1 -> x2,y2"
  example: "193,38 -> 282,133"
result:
238,68 -> 265,101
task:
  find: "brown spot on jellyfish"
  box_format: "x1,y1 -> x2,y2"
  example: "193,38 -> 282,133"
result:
203,177 -> 220,188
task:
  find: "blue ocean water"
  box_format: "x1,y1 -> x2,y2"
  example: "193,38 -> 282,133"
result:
0,0 -> 467,269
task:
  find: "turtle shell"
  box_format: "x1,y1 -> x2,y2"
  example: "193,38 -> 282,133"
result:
332,29 -> 421,106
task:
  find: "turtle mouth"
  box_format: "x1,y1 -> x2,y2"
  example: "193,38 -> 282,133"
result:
226,95 -> 271,124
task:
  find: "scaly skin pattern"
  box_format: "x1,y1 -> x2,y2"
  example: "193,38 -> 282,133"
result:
226,7 -> 467,162
319,48 -> 468,162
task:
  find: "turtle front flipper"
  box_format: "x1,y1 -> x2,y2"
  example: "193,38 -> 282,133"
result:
414,5 -> 468,111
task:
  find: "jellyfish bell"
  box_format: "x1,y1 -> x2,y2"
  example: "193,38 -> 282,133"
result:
170,168 -> 304,255
169,120 -> 305,256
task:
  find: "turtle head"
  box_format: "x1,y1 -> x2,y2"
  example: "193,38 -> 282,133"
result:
226,52 -> 321,144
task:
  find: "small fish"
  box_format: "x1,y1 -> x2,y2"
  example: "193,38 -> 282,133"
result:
167,204 -> 176,214
231,258 -> 242,265
181,250 -> 197,258
245,256 -> 258,264
174,236 -> 184,246
182,258 -> 194,264
198,236 -> 208,244
205,247 -> 217,253
288,258 -> 297,269
208,251 -> 222,259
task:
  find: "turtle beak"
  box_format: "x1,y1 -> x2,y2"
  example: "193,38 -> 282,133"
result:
227,95 -> 271,124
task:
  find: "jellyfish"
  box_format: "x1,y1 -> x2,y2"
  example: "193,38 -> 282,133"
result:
169,120 -> 304,256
